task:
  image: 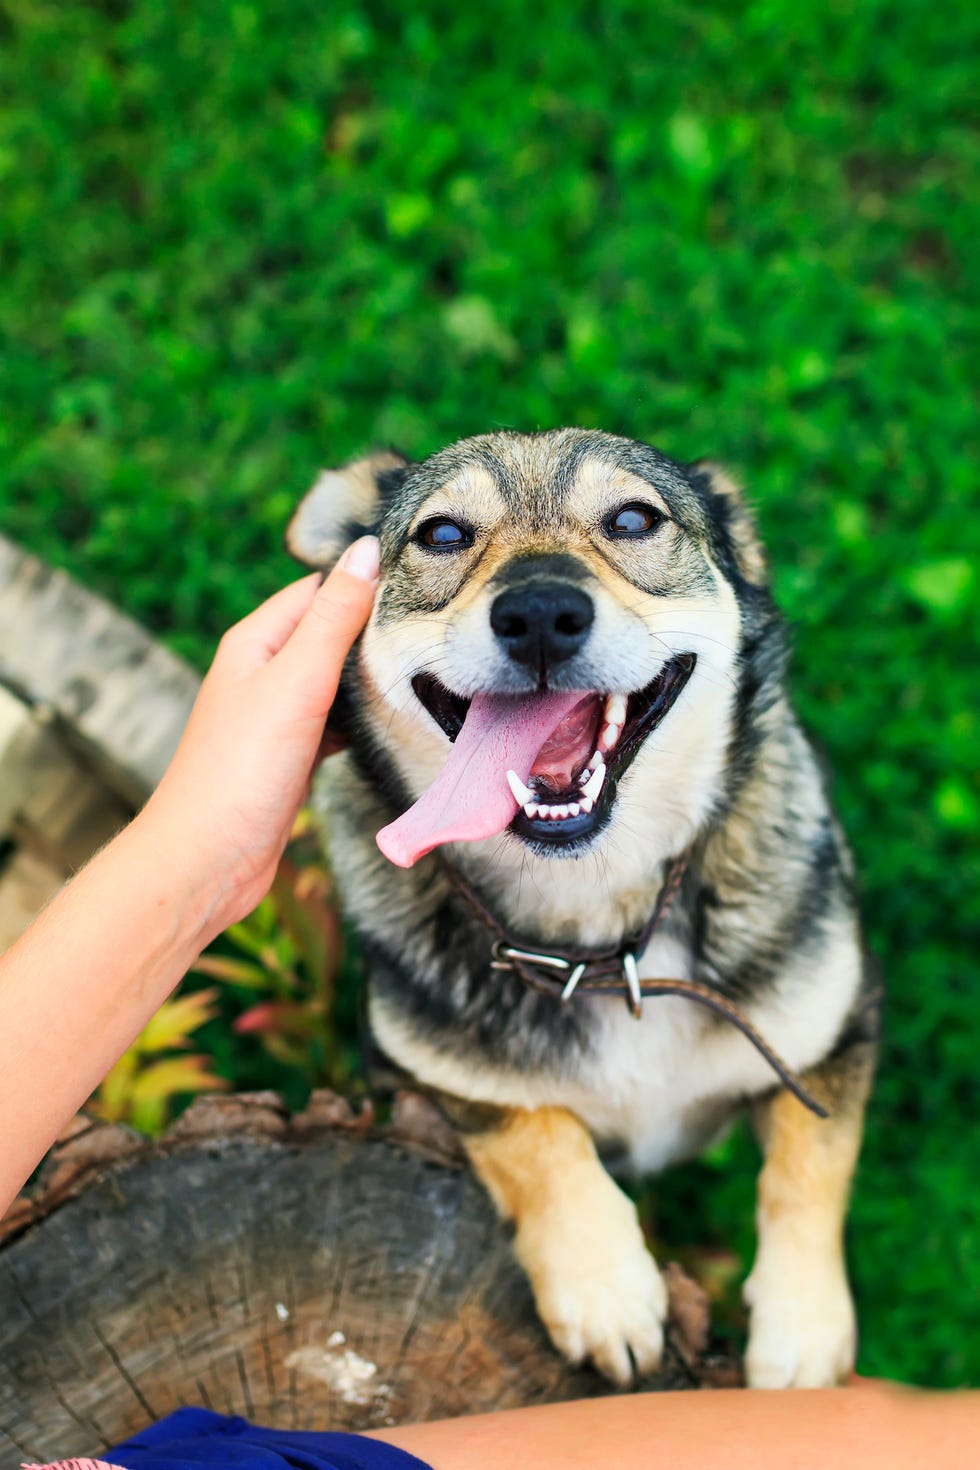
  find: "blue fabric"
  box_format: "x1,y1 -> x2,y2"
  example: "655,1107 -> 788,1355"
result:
107,1408 -> 432,1470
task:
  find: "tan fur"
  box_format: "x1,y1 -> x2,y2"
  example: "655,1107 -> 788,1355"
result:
464,1106 -> 667,1385
745,1052 -> 873,1387
405,465 -> 505,536
287,450 -> 409,567
463,1104 -> 598,1219
567,458 -> 672,520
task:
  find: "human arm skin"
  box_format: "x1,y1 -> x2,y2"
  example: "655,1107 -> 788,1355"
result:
0,538 -> 379,1216
370,1383 -> 980,1470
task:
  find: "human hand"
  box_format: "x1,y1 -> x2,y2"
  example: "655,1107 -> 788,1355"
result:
136,536 -> 379,943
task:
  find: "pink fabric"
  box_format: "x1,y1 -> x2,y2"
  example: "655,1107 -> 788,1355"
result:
22,1460 -> 126,1470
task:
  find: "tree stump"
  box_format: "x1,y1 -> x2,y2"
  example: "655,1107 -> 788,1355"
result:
0,1092 -> 735,1463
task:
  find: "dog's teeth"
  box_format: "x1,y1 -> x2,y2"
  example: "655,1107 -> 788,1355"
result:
606,693 -> 628,726
523,801 -> 540,818
555,804 -> 569,819
566,802 -> 580,817
596,695 -> 626,751
581,761 -> 606,802
507,770 -> 535,807
579,795 -> 594,814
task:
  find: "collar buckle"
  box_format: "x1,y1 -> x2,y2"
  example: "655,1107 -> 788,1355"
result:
490,940 -> 642,1016
490,941 -> 587,1001
622,951 -> 643,1019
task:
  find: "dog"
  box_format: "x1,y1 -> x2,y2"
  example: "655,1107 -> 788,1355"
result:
287,428 -> 880,1389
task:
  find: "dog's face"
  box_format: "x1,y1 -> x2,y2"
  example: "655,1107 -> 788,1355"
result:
289,429 -> 769,872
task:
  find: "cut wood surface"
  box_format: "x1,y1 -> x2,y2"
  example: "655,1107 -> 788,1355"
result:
0,1092 -> 736,1463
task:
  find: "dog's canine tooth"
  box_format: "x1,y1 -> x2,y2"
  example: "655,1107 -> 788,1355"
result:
599,723 -> 620,753
507,770 -> 536,807
579,794 -> 594,814
581,761 -> 606,803
606,693 -> 628,726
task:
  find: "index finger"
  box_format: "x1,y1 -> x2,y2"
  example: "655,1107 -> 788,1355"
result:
273,557 -> 377,690
221,573 -> 323,669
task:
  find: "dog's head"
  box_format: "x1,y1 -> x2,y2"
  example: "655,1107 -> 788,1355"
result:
289,428 -> 774,872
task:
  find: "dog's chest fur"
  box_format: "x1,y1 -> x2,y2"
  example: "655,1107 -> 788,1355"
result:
365,916 -> 860,1174
317,745 -> 862,1176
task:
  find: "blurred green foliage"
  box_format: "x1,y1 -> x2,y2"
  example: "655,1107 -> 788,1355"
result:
91,985 -> 227,1135
1,0 -> 977,1386
191,814 -> 365,1107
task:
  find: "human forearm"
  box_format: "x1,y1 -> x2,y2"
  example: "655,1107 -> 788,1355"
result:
0,813 -> 221,1215
0,544 -> 378,1220
370,1384 -> 980,1470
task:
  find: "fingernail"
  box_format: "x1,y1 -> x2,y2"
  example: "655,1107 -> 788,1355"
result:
337,535 -> 380,582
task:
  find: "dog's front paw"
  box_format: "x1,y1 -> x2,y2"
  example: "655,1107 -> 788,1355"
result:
744,1258 -> 856,1388
514,1174 -> 666,1386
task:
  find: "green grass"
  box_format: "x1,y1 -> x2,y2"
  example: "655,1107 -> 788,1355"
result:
2,0 -> 978,1386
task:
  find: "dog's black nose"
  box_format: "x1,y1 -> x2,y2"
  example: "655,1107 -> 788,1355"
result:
490,582 -> 595,672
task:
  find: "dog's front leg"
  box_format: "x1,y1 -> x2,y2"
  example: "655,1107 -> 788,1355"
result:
463,1104 -> 667,1385
744,1044 -> 874,1388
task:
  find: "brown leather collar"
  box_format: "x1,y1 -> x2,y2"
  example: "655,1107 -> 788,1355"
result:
439,853 -> 829,1119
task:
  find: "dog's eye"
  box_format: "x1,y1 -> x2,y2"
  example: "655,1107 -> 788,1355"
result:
415,517 -> 474,550
604,502 -> 664,538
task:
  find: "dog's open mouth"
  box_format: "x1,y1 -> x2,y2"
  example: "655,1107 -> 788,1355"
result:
375,655 -> 696,868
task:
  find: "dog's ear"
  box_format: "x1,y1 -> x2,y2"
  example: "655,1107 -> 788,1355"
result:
286,449 -> 412,569
686,459 -> 768,587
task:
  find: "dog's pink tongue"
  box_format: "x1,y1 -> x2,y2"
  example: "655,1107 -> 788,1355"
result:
376,689 -> 585,868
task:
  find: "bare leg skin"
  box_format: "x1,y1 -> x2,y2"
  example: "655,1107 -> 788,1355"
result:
745,1046 -> 874,1388
464,1105 -> 666,1385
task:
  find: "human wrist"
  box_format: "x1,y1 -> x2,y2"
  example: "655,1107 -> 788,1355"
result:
122,802 -> 234,956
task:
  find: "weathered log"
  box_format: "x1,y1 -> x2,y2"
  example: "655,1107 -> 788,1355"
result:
0,535 -> 199,807
0,534 -> 201,947
0,1092 -> 735,1463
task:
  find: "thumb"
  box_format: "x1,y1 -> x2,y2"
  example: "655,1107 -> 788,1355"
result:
275,536 -> 380,691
